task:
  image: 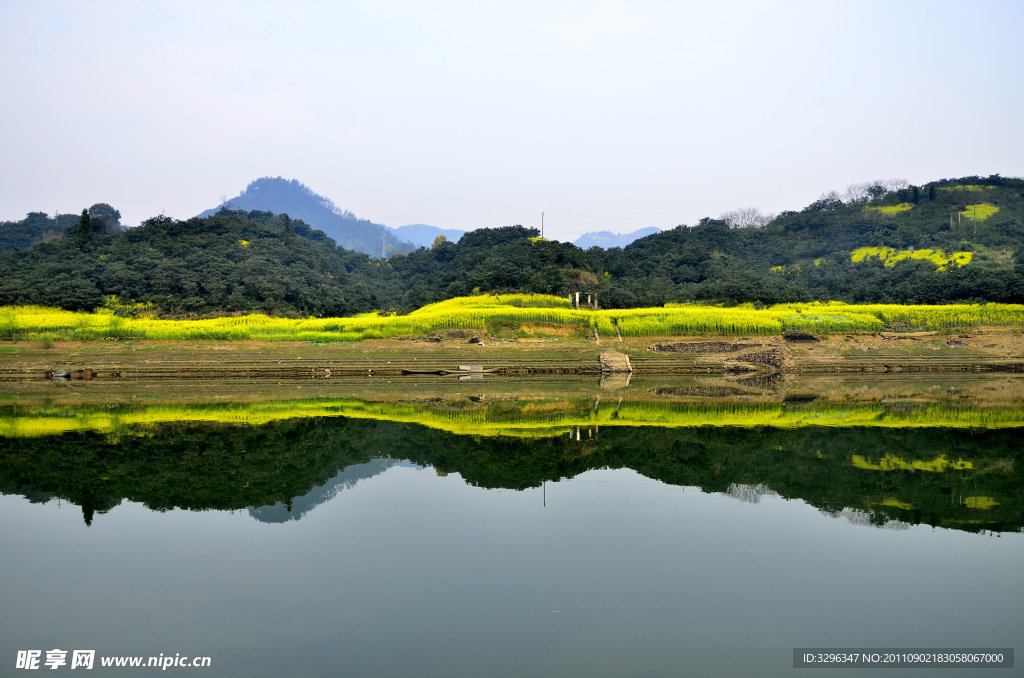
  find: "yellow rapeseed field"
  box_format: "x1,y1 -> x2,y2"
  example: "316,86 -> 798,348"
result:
962,204 -> 999,220
862,203 -> 914,216
1,295 -> 1021,342
851,246 -> 973,271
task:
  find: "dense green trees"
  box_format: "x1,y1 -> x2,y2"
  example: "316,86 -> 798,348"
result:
0,210 -> 391,315
87,203 -> 121,233
1,175 -> 1022,315
75,209 -> 93,250
0,212 -> 76,253
0,205 -> 122,254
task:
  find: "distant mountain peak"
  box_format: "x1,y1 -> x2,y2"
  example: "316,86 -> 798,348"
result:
199,177 -> 414,257
239,177 -> 353,219
574,227 -> 661,249
389,223 -> 467,248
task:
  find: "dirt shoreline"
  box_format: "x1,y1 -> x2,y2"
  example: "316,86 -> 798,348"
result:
1,328 -> 1022,381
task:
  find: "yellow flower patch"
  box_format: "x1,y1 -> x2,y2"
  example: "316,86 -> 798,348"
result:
863,203 -> 913,216
850,246 -> 973,271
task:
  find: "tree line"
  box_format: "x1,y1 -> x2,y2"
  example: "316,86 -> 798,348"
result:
0,176 -> 1022,315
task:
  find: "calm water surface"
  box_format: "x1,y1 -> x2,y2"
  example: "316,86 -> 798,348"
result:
1,384 -> 1021,677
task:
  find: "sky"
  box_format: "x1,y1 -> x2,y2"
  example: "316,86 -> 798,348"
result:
1,0 -> 1022,242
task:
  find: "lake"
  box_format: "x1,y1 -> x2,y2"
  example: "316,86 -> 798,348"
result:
1,375 -> 1021,676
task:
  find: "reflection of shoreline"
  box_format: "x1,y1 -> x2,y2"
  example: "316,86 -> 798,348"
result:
248,458 -> 422,523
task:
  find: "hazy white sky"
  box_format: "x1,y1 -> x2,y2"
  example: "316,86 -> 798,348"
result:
1,0 -> 1022,241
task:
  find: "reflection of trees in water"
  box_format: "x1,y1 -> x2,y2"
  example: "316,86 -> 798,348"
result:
0,417 -> 1019,533
827,507 -> 910,531
726,483 -> 777,504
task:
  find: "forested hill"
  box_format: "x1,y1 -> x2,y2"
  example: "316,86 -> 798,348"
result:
1,175 -> 1022,315
0,204 -> 123,253
198,177 -> 416,257
0,211 -> 391,316
590,176 -> 1024,306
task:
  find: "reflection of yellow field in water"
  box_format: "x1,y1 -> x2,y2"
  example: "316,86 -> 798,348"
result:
1,396 -> 1022,440
520,401 -> 581,415
963,496 -> 999,509
852,454 -> 973,472
877,498 -> 914,510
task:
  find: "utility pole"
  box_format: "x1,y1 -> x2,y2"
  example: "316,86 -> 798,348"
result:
541,211 -> 544,240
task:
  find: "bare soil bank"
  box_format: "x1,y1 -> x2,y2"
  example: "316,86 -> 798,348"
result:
1,328 -> 1022,382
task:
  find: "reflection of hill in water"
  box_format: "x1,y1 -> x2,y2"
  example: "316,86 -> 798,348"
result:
248,458 -> 421,523
0,411 -> 1020,534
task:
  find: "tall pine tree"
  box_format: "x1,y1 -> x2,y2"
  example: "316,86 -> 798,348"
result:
75,209 -> 93,250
